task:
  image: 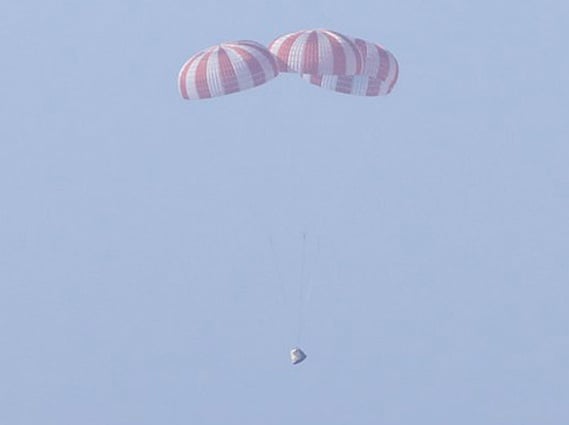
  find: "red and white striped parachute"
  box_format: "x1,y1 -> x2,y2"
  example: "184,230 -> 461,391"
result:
301,38 -> 398,96
354,38 -> 399,81
268,29 -> 363,75
178,40 -> 278,100
177,31 -> 398,100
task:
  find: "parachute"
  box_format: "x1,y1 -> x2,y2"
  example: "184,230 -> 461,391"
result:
268,29 -> 363,75
178,30 -> 398,100
301,38 -> 399,96
177,32 -> 399,363
178,40 -> 278,100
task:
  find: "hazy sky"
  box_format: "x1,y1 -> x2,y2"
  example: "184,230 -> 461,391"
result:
1,1 -> 568,424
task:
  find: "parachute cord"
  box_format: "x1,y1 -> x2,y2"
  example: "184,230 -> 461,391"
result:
298,233 -> 321,345
297,232 -> 307,345
268,235 -> 287,306
269,235 -> 290,353
304,234 -> 320,307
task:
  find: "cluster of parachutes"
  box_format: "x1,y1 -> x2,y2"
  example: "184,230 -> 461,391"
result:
178,29 -> 398,100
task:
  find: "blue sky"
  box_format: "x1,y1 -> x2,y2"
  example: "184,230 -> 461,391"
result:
1,1 -> 568,424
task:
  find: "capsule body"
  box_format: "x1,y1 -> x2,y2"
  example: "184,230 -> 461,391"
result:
290,348 -> 307,365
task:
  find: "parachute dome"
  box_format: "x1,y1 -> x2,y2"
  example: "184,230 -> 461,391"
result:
269,29 -> 363,75
301,37 -> 399,96
178,30 -> 398,100
178,40 -> 278,100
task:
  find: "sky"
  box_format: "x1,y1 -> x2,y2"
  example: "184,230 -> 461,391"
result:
1,0 -> 568,424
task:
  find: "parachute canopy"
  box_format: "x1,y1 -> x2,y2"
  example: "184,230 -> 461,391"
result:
290,347 -> 307,365
177,30 -> 398,100
178,40 -> 278,100
269,29 -> 363,75
301,37 -> 398,96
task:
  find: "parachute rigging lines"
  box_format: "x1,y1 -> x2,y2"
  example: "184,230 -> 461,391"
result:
297,232 -> 308,344
268,232 -> 318,362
